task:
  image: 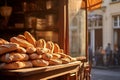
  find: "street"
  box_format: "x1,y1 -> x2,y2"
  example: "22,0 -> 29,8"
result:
91,68 -> 120,80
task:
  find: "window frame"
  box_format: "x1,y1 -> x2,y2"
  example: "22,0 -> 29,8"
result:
113,15 -> 120,28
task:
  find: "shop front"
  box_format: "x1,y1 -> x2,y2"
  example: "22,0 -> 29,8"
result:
0,0 -> 102,80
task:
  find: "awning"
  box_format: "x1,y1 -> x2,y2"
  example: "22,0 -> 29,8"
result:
81,0 -> 103,11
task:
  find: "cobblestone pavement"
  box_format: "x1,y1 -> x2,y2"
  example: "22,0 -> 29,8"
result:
91,68 -> 120,80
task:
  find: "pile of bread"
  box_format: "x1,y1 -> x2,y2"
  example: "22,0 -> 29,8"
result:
0,31 -> 77,70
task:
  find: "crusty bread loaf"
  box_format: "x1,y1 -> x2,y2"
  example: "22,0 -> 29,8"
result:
17,34 -> 26,40
0,43 -> 19,55
29,53 -> 42,60
0,52 -> 29,63
42,53 -> 53,61
59,49 -> 64,53
16,46 -> 26,54
66,55 -> 77,62
24,31 -> 36,47
10,37 -> 34,48
36,48 -> 50,54
61,58 -> 71,64
36,39 -> 46,48
58,52 -> 67,58
53,43 -> 60,53
0,61 -> 33,70
46,41 -> 54,53
52,53 -> 61,59
0,38 -> 9,45
31,59 -> 49,67
26,47 -> 36,54
49,59 -> 62,65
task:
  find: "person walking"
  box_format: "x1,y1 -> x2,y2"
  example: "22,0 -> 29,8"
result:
88,46 -> 93,65
105,43 -> 112,67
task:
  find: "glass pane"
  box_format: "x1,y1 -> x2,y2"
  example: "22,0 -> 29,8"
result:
114,16 -> 118,26
68,0 -> 86,57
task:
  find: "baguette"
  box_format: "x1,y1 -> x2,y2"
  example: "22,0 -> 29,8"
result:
58,52 -> 67,58
29,53 -> 42,60
0,52 -> 29,63
10,37 -> 34,48
0,38 -> 9,45
42,53 -> 53,61
36,39 -> 46,48
61,58 -> 71,64
53,43 -> 60,53
0,61 -> 33,70
17,34 -> 26,40
0,43 -> 19,55
31,59 -> 49,67
26,47 -> 36,54
66,55 -> 77,62
52,53 -> 61,59
59,49 -> 64,53
36,48 -> 50,54
16,46 -> 26,54
46,41 -> 54,53
49,59 -> 62,65
24,31 -> 36,47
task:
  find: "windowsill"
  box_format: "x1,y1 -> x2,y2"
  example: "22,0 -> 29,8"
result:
113,27 -> 120,29
110,1 -> 120,4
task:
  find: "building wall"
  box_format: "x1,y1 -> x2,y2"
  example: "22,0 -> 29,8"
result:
103,1 -> 120,49
89,1 -> 120,50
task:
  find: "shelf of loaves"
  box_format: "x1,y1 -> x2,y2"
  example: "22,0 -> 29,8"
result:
0,31 -> 77,70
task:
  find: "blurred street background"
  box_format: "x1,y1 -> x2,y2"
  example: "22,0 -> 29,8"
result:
91,67 -> 120,80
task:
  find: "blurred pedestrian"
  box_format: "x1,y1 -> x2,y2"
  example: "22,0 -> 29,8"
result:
95,47 -> 99,66
117,44 -> 120,65
88,46 -> 93,65
113,45 -> 118,65
97,47 -> 105,66
105,43 -> 112,67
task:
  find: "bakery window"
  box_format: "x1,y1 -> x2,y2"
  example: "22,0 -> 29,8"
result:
68,0 -> 87,57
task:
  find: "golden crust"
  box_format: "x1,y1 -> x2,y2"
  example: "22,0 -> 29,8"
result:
24,31 -> 36,47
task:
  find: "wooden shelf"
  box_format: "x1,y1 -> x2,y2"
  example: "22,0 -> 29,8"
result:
0,61 -> 82,80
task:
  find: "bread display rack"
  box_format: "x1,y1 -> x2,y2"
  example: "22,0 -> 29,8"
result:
0,31 -> 83,80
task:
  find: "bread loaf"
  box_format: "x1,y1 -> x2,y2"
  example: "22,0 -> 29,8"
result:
0,43 -> 19,55
52,53 -> 61,59
61,58 -> 71,64
26,47 -> 36,54
10,37 -> 34,48
36,39 -> 46,48
17,34 -> 26,40
24,31 -> 36,47
16,47 -> 26,54
66,55 -> 77,62
31,59 -> 49,67
59,49 -> 64,53
46,41 -> 54,53
0,38 -> 9,45
36,48 -> 50,54
0,61 -> 33,70
0,52 -> 29,63
58,52 -> 67,58
29,53 -> 42,60
42,53 -> 53,61
49,59 -> 62,65
53,43 -> 60,53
